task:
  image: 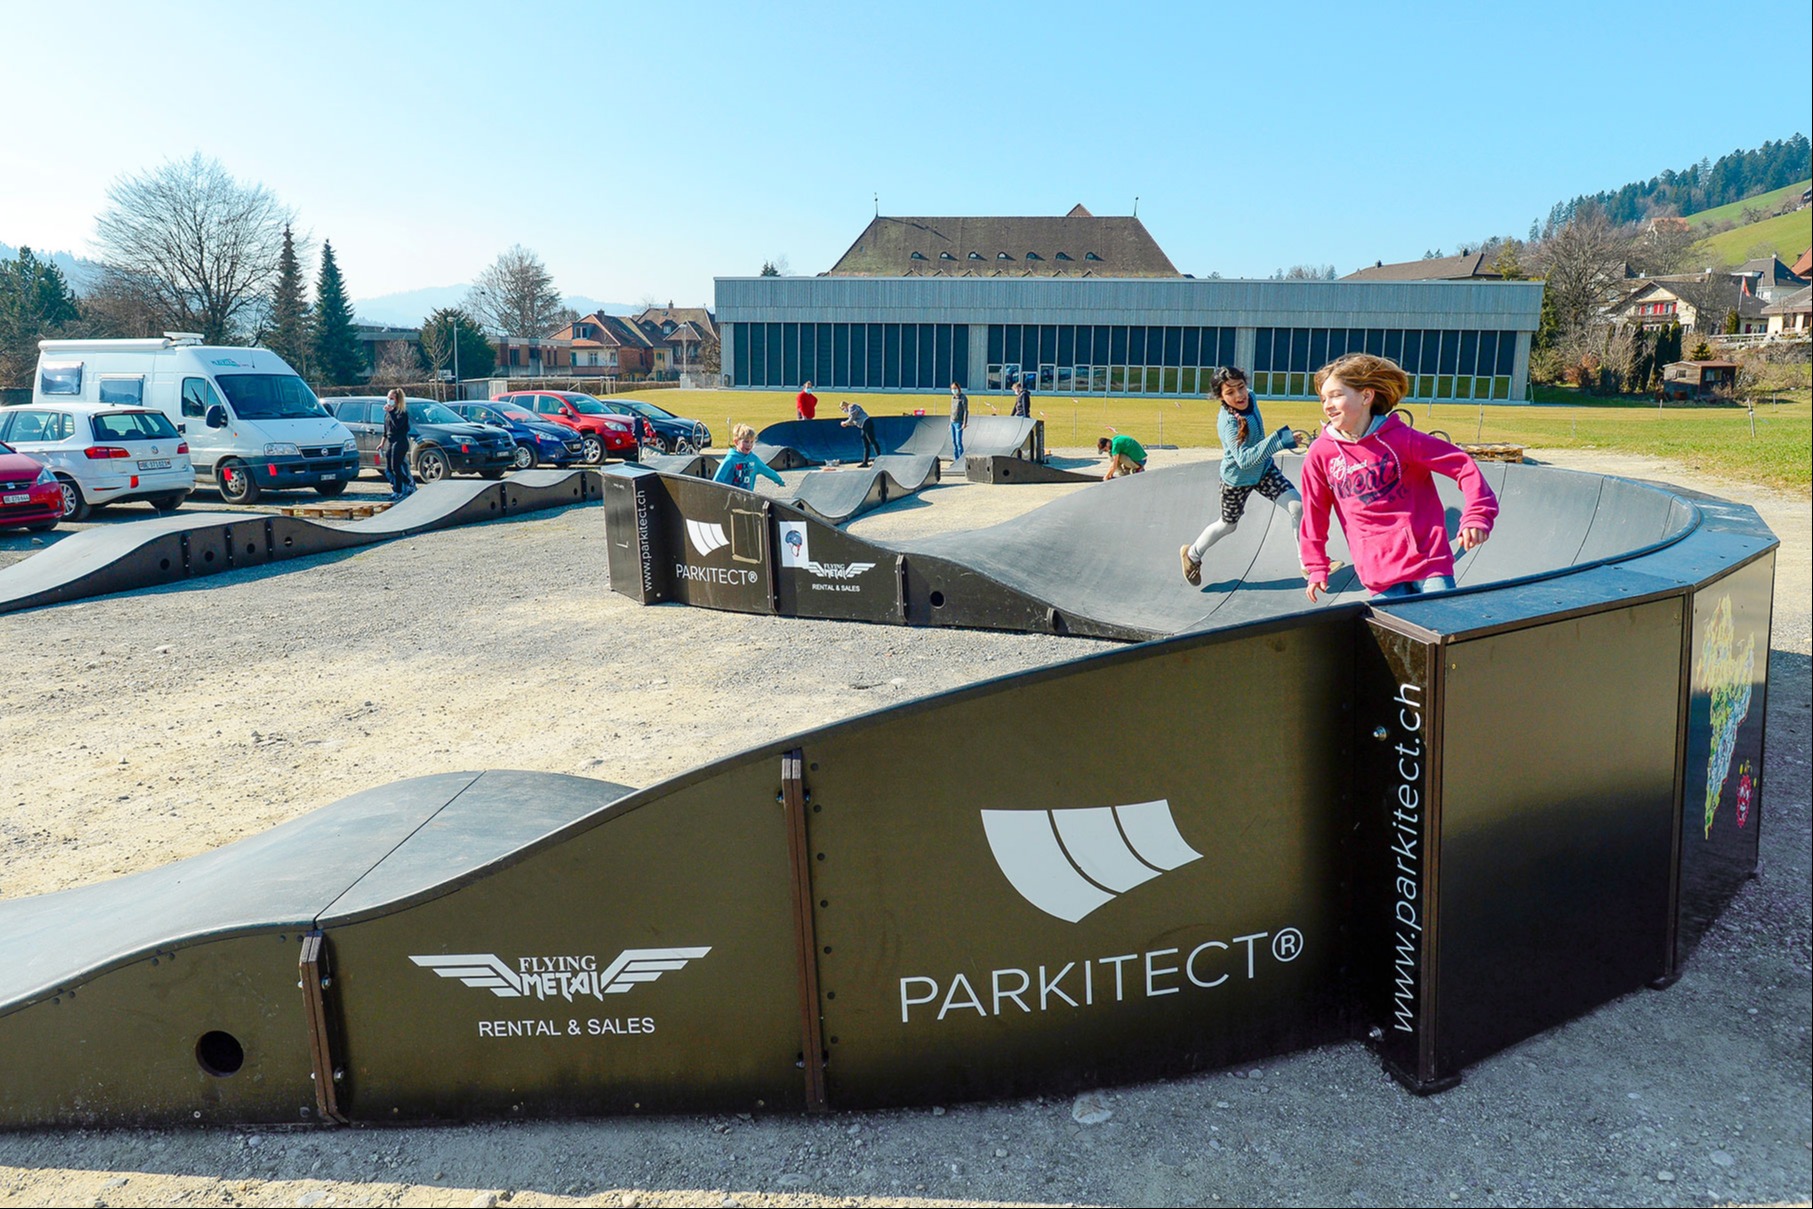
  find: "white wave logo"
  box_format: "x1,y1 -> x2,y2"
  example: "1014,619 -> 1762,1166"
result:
981,801 -> 1202,922
409,947 -> 711,1000
685,520 -> 728,556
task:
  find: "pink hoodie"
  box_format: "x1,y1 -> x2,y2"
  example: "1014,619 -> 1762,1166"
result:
1298,414 -> 1498,593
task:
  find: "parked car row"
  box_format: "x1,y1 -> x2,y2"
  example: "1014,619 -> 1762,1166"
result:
5,336 -> 716,531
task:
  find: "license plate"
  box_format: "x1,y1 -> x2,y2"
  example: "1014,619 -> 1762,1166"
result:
137,458 -> 172,470
3,493 -> 26,504
320,473 -> 339,481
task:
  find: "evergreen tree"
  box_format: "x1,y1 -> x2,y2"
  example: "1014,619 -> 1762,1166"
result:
1626,326 -> 1652,395
419,307 -> 495,387
0,247 -> 82,387
310,240 -> 363,387
266,225 -> 309,375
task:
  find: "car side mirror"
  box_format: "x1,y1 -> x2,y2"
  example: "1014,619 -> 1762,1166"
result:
205,405 -> 228,429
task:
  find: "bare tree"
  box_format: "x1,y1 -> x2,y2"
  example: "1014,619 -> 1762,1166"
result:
92,154 -> 293,343
467,245 -> 565,338
370,341 -> 423,386
1530,207 -> 1630,339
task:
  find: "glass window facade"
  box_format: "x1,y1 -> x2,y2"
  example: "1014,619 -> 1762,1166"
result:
1251,327 -> 1518,401
984,323 -> 1234,393
732,323 -> 969,390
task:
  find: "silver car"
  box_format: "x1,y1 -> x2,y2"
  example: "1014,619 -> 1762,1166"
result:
0,403 -> 194,521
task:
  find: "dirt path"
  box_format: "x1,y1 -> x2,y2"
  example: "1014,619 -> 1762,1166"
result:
0,449 -> 1806,1208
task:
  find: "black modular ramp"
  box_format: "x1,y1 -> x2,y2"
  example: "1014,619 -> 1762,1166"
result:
964,454 -> 1099,484
0,470 -> 599,616
637,452 -> 720,478
785,455 -> 941,524
756,415 -> 1040,467
0,457 -> 1779,1123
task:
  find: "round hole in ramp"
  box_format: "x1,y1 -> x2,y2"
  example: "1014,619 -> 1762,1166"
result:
159,558 -> 171,571
245,543 -> 256,555
929,591 -> 946,608
195,1030 -> 244,1077
202,550 -> 215,563
284,536 -> 294,548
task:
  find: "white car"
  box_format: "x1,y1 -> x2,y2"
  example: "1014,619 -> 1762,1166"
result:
0,403 -> 194,521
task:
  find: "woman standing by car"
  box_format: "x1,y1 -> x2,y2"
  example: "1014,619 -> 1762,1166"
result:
382,390 -> 415,500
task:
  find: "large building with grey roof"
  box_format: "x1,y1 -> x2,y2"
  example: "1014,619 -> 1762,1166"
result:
716,207 -> 1544,402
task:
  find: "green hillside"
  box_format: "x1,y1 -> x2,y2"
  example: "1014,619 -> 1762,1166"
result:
1692,206 -> 1811,268
1685,179 -> 1810,230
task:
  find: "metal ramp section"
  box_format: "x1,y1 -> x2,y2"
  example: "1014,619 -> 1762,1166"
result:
755,416 -> 1041,467
0,470 -> 600,616
963,454 -> 1098,484
0,461 -> 1777,1124
784,455 -> 942,525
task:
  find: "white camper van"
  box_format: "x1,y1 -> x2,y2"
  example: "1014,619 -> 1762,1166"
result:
32,335 -> 360,505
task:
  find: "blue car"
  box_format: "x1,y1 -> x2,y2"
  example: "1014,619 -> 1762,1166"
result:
451,401 -> 588,470
605,398 -> 712,453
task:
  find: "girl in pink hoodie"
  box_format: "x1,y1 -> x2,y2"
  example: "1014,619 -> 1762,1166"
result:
1299,354 -> 1497,602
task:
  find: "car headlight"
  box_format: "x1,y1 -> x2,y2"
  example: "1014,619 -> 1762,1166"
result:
263,442 -> 300,456
343,439 -> 358,454
601,420 -> 629,433
35,466 -> 56,486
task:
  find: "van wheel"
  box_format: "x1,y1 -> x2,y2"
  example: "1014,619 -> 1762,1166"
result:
147,491 -> 188,513
217,460 -> 261,505
314,481 -> 348,498
415,447 -> 451,483
55,475 -> 91,522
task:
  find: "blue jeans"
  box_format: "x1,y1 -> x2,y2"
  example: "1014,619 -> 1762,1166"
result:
385,444 -> 415,499
1374,574 -> 1455,600
951,421 -> 965,462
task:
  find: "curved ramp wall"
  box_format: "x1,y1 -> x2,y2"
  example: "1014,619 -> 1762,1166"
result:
0,470 -> 600,616
756,415 -> 1041,468
0,460 -> 1776,1124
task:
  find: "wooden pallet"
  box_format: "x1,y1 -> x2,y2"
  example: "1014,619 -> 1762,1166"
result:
277,500 -> 392,520
1460,442 -> 1525,463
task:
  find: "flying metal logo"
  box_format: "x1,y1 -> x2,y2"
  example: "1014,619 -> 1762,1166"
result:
981,801 -> 1203,922
685,520 -> 728,556
409,947 -> 712,1002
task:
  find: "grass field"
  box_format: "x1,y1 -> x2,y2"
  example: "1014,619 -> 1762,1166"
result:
1683,178 -> 1812,267
1685,180 -> 1811,230
1694,208 -> 1812,268
616,387 -> 1812,495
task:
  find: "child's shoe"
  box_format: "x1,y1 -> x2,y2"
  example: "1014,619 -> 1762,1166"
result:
1180,545 -> 1202,587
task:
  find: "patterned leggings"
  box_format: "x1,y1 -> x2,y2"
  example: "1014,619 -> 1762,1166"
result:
1219,464 -> 1294,523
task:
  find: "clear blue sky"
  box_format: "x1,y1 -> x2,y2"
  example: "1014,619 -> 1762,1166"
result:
2,0 -> 1807,311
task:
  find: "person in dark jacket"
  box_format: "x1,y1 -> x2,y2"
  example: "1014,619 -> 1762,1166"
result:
382,389 -> 416,500
840,401 -> 881,467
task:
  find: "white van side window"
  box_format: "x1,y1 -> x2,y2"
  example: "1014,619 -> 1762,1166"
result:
39,361 -> 83,396
98,376 -> 146,405
181,376 -> 224,418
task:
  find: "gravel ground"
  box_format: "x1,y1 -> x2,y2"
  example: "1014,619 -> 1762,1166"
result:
0,448 -> 1806,1209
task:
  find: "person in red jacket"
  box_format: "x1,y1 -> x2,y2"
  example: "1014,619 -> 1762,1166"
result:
795,381 -> 818,420
1299,354 -> 1497,602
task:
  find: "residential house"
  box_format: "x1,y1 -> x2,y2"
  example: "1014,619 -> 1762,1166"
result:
549,312 -> 657,379
1762,285 -> 1812,338
1612,274 -> 1768,334
1731,255 -> 1808,304
1790,247 -> 1812,278
633,304 -> 720,379
490,335 -> 566,377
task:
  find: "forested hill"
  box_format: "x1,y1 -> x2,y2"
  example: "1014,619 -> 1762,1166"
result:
1548,135 -> 1810,227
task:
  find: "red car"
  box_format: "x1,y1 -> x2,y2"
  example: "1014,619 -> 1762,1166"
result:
0,444 -> 63,532
492,391 -> 639,463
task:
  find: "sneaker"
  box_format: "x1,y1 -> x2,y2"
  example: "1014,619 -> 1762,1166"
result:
1180,545 -> 1202,587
